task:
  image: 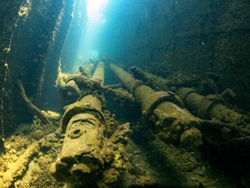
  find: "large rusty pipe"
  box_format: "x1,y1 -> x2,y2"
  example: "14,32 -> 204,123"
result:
53,63 -> 106,182
130,66 -> 248,125
112,64 -> 232,187
110,63 -> 202,150
178,88 -> 248,124
92,61 -> 104,86
51,62 -> 131,187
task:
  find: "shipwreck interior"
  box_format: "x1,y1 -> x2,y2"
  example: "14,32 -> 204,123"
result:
0,0 -> 250,187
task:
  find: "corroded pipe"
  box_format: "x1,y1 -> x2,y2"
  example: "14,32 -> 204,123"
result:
130,66 -> 248,125
110,63 -> 202,150
178,87 -> 248,124
56,62 -> 97,103
114,65 -> 235,187
51,62 -> 131,187
52,62 -> 106,183
92,61 -> 104,86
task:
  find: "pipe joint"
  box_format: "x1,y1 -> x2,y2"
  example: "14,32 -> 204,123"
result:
130,81 -> 145,95
178,87 -> 197,103
61,101 -> 106,133
142,91 -> 183,118
178,87 -> 225,119
197,94 -> 224,118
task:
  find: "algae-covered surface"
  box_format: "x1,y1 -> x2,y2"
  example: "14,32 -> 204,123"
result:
0,116 -> 64,188
0,111 -> 238,188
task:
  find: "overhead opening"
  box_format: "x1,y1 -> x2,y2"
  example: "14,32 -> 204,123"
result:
83,0 -> 109,60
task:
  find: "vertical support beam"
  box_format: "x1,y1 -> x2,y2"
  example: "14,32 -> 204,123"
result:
0,63 -> 8,154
